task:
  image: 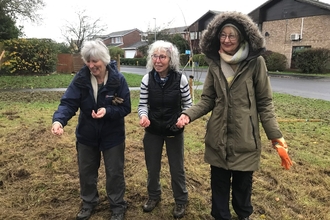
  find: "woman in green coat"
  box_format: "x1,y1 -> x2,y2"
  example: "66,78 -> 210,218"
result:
176,11 -> 292,220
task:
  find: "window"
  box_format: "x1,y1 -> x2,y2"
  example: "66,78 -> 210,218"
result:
190,32 -> 197,40
189,31 -> 201,40
115,37 -> 121,43
140,33 -> 148,42
112,37 -> 122,43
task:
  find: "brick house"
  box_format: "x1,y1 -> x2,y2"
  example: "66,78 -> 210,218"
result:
120,26 -> 189,58
185,0 -> 330,69
100,28 -> 144,58
122,41 -> 148,58
185,10 -> 221,54
162,26 -> 189,40
249,0 -> 330,68
56,28 -> 144,73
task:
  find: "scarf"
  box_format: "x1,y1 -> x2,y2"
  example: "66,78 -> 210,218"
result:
91,71 -> 108,103
154,71 -> 170,88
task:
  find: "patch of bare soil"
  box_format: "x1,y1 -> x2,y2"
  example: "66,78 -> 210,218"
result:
0,91 -> 330,220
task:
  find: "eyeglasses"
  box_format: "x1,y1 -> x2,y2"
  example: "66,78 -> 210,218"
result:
151,54 -> 167,61
219,33 -> 238,42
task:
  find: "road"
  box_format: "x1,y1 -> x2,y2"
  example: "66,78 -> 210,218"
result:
121,66 -> 330,101
269,76 -> 330,101
2,67 -> 328,102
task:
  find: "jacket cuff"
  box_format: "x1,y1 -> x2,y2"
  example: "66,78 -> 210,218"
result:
52,121 -> 63,128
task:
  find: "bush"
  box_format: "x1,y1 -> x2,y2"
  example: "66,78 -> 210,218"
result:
1,38 -> 58,75
120,58 -> 146,66
192,54 -> 207,67
109,47 -> 124,62
262,50 -> 287,71
54,42 -> 71,54
294,48 -> 330,74
180,54 -> 207,67
180,54 -> 190,66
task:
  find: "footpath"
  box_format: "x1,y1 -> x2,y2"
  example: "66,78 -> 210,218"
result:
0,71 -> 329,94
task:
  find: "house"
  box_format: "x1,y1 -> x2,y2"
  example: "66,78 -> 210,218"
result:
121,26 -> 190,58
122,41 -> 148,58
185,10 -> 221,54
249,0 -> 330,68
161,26 -> 189,40
185,0 -> 330,68
100,28 -> 144,58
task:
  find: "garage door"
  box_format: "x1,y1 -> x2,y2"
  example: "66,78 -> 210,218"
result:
125,50 -> 136,58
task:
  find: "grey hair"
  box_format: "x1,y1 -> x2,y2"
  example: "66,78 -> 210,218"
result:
81,39 -> 110,65
146,40 -> 180,72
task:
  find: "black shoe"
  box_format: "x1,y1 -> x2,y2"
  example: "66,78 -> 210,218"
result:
173,203 -> 186,219
238,217 -> 250,220
142,198 -> 160,212
76,207 -> 93,220
110,213 -> 125,220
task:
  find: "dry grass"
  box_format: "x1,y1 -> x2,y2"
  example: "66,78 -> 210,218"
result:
0,91 -> 330,220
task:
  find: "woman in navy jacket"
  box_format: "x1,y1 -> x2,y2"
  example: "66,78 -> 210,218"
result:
51,39 -> 131,220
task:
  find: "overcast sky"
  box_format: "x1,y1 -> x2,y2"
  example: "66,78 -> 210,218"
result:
17,0 -> 330,43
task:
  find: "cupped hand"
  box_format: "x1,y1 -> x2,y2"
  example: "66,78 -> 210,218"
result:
92,108 -> 106,119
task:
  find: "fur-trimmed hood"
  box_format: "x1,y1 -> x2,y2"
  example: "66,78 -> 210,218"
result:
200,11 -> 265,61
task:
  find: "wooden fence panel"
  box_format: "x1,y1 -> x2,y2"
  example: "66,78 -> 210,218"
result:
73,54 -> 85,73
57,53 -> 85,73
57,54 -> 74,73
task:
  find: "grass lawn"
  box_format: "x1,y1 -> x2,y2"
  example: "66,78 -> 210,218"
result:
0,73 -> 329,219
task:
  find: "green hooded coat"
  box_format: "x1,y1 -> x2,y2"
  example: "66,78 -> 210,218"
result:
183,11 -> 283,171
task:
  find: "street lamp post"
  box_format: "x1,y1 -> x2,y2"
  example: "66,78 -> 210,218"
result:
153,18 -> 156,41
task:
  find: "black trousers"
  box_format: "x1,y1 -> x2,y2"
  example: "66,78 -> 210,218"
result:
210,166 -> 253,220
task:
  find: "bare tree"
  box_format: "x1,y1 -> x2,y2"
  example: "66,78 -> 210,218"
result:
62,10 -> 107,53
0,0 -> 45,22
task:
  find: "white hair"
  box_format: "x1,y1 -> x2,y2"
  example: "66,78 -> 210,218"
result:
80,39 -> 110,65
146,40 -> 180,72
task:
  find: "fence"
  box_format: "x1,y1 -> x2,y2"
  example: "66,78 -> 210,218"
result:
0,50 -> 5,70
57,53 -> 85,73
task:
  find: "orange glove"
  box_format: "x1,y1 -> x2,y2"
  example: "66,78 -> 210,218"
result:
271,137 -> 293,170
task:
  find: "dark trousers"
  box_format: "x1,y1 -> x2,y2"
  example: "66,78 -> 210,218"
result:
143,131 -> 188,204
211,166 -> 253,220
76,142 -> 127,214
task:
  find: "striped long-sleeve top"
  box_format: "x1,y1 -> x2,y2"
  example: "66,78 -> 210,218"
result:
138,72 -> 192,118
